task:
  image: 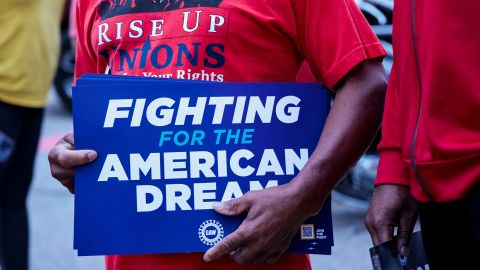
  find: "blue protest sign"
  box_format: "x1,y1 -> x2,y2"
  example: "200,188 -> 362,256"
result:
73,75 -> 333,256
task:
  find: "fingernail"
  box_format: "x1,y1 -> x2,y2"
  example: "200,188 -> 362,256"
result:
203,254 -> 212,262
212,202 -> 224,210
87,151 -> 97,161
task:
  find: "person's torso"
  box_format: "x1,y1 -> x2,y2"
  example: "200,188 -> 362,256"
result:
81,1 -> 312,269
0,0 -> 65,108
392,0 -> 480,201
79,0 -> 303,82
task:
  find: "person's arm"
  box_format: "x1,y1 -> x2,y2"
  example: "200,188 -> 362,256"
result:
203,59 -> 387,264
48,133 -> 96,193
365,65 -> 418,257
204,0 -> 387,264
73,0 -> 96,82
49,0 -> 98,193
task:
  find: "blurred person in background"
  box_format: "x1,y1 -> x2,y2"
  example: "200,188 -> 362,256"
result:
68,0 -> 77,51
0,0 -> 65,269
365,0 -> 480,268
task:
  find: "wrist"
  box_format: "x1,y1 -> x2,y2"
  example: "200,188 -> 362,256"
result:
289,162 -> 335,217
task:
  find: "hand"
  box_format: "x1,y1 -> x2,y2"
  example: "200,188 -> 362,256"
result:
365,184 -> 418,257
48,133 -> 97,193
203,181 -> 321,265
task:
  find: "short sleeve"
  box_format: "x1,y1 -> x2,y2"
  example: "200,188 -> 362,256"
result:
293,0 -> 386,89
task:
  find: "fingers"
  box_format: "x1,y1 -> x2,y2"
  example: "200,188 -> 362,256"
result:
205,231 -> 283,265
366,213 -> 394,246
377,223 -> 394,245
50,149 -> 97,169
365,189 -> 381,245
48,133 -> 97,193
49,133 -> 95,166
251,254 -> 270,265
60,176 -> 75,194
206,188 -> 296,265
365,212 -> 380,245
396,208 -> 418,257
230,245 -> 257,265
63,132 -> 75,145
212,195 -> 251,216
365,187 -> 396,246
366,184 -> 418,256
251,251 -> 283,265
52,166 -> 75,192
203,229 -> 246,262
266,253 -> 283,265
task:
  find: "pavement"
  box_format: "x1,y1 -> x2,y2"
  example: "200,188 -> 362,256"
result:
25,90 -> 375,270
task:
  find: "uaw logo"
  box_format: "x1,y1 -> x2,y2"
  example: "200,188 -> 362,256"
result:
198,220 -> 224,246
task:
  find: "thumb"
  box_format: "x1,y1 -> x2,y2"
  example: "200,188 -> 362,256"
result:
212,197 -> 250,216
396,211 -> 417,257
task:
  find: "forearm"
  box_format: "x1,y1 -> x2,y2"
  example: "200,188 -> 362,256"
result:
292,60 -> 387,215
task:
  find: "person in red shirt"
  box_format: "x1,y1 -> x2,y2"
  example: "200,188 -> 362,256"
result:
49,0 -> 387,269
365,1 -> 480,268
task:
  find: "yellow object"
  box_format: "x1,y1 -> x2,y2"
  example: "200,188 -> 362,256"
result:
0,0 -> 65,108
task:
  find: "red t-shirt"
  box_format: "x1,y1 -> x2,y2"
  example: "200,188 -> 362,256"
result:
75,0 -> 385,269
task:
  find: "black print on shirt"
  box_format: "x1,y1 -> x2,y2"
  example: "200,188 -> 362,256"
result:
98,0 -> 224,19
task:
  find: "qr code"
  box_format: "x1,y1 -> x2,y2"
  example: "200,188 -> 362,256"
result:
300,224 -> 315,240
